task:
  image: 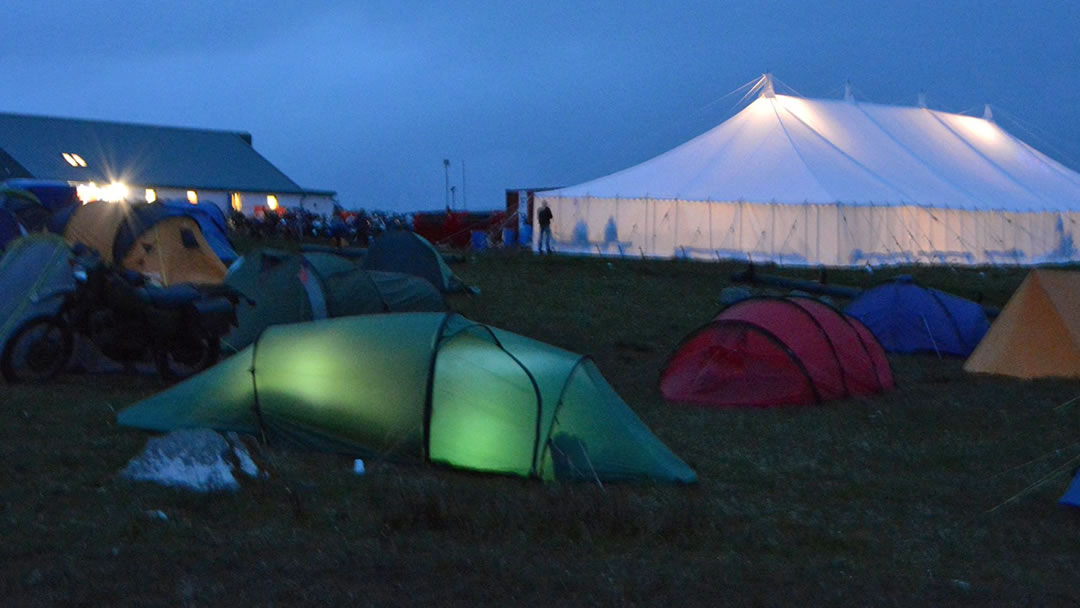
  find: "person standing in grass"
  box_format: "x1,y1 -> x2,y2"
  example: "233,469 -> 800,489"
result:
538,201 -> 554,254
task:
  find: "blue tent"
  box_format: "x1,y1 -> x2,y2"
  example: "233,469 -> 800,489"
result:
161,201 -> 237,266
1061,471 -> 1080,508
1,181 -> 79,236
3,179 -> 79,213
844,276 -> 989,357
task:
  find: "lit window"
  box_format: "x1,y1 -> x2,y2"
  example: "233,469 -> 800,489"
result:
61,152 -> 87,167
145,188 -> 157,203
231,192 -> 242,212
266,194 -> 278,210
187,190 -> 198,205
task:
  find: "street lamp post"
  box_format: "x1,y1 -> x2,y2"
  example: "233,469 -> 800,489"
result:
443,159 -> 451,211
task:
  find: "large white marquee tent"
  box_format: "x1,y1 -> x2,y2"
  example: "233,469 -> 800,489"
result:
535,75 -> 1080,266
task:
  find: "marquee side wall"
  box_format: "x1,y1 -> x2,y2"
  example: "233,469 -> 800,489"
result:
534,195 -> 1080,266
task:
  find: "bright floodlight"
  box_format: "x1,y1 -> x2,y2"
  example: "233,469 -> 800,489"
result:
101,182 -> 129,203
76,182 -> 98,203
77,181 -> 129,203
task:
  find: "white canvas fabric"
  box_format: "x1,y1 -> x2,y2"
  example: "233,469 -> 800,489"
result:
537,81 -> 1080,265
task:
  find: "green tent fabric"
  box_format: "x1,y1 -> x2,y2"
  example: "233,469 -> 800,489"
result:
362,231 -> 471,293
221,249 -> 447,353
119,313 -> 696,484
0,234 -> 74,352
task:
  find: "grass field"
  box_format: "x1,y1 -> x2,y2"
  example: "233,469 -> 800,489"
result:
4,247 -> 1080,606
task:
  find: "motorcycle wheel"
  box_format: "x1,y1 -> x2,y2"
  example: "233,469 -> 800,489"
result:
1,315 -> 74,383
154,335 -> 221,381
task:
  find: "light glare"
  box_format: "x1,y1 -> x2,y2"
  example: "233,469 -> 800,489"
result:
953,114 -> 999,143
76,181 -> 129,203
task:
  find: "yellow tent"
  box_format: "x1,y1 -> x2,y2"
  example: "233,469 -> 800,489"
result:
964,269 -> 1080,379
61,202 -> 226,285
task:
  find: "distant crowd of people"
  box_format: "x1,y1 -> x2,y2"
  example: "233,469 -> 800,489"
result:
228,207 -> 413,246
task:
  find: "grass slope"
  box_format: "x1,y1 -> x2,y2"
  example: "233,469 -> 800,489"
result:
4,251 -> 1080,606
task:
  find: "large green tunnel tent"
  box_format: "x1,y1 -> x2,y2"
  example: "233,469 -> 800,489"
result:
119,313 -> 696,483
222,249 -> 447,352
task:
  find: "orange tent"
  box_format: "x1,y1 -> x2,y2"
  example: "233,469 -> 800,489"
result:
964,270 -> 1080,379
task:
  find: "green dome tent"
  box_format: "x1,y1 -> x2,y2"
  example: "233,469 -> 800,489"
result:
222,249 -> 447,353
362,231 -> 471,293
119,313 -> 696,484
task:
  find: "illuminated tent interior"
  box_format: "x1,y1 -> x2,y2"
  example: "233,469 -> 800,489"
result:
222,248 -> 446,353
118,313 -> 696,484
536,74 -> 1080,266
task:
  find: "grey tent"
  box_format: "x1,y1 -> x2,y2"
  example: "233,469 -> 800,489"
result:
0,234 -> 75,377
362,231 -> 471,293
0,234 -> 74,344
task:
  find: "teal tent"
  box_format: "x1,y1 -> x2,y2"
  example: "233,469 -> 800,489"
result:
119,313 -> 696,483
222,249 -> 447,352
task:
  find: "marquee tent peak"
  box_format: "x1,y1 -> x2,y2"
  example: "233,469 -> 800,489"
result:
761,73 -> 776,98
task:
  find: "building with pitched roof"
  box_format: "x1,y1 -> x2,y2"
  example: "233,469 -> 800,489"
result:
0,112 -> 336,217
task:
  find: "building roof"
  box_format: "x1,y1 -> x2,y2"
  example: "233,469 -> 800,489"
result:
543,81 -> 1080,212
0,112 -> 334,196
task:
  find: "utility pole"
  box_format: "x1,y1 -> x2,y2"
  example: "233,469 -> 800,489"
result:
450,186 -> 456,209
443,159 -> 450,211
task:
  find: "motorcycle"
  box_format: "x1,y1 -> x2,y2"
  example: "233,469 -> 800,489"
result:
1,248 -> 243,382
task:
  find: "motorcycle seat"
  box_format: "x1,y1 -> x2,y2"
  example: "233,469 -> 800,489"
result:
141,284 -> 202,309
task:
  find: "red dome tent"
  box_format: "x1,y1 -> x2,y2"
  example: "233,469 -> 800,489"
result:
660,297 -> 892,407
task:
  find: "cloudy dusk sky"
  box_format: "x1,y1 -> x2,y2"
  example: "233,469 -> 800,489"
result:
2,1 -> 1077,211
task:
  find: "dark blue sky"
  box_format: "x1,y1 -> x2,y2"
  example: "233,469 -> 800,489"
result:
2,2 -> 1078,212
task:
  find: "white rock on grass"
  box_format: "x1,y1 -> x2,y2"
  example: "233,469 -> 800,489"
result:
120,429 -> 263,492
